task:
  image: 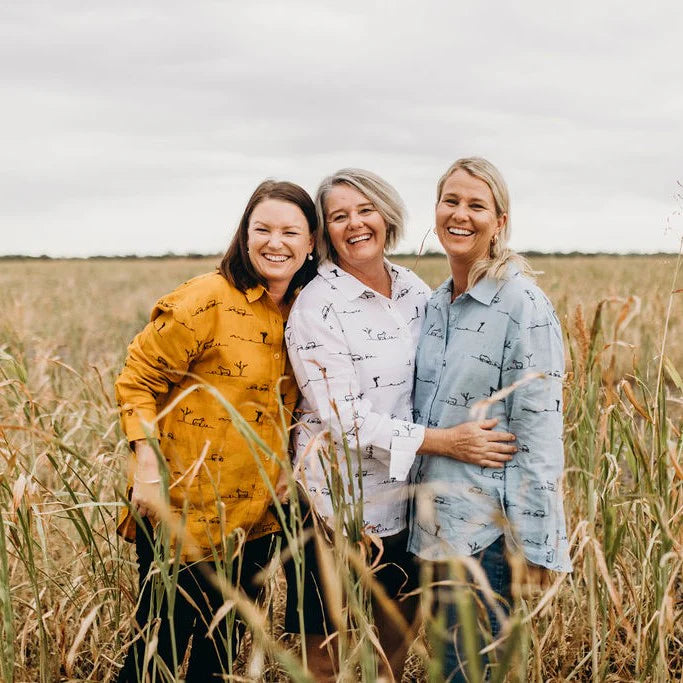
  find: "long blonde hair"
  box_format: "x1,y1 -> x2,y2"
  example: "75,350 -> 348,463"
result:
437,157 -> 535,289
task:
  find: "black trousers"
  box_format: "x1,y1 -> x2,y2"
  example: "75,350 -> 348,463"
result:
118,521 -> 276,682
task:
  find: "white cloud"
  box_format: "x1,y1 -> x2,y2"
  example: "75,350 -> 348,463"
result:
1,0 -> 681,255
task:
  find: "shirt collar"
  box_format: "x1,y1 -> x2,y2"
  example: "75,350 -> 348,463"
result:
245,284 -> 267,303
317,258 -> 399,301
440,263 -> 521,306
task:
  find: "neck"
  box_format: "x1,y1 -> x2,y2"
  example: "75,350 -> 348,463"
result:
448,258 -> 470,300
338,257 -> 391,297
267,281 -> 288,310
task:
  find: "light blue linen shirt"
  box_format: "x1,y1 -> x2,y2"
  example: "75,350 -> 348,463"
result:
408,266 -> 572,572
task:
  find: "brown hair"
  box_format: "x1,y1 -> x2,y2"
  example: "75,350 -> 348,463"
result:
218,180 -> 318,301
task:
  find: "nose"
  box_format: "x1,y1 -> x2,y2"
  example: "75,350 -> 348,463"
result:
268,230 -> 283,248
452,203 -> 468,222
349,211 -> 364,229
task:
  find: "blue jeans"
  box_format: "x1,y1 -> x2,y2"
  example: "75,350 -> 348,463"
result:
434,535 -> 512,682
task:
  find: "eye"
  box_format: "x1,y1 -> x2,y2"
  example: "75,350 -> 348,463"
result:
253,226 -> 269,233
471,204 -> 485,210
443,198 -> 456,206
330,213 -> 347,223
359,207 -> 374,214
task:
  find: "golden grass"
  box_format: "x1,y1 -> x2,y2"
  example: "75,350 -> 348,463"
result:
0,253 -> 681,681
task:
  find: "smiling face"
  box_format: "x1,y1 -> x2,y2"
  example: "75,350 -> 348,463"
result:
246,198 -> 314,291
435,168 -> 507,275
324,183 -> 387,273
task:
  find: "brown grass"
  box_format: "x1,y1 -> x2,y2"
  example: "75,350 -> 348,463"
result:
0,253 -> 681,681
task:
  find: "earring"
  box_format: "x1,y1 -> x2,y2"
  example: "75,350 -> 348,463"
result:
432,227 -> 437,235
307,253 -> 313,261
491,234 -> 498,246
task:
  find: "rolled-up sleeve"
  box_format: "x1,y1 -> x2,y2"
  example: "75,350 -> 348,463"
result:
502,299 -> 572,571
287,303 -> 424,481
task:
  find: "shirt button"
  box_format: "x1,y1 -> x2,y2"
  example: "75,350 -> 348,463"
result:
274,353 -> 280,360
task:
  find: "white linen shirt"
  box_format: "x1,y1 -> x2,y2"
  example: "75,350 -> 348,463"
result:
286,259 -> 431,536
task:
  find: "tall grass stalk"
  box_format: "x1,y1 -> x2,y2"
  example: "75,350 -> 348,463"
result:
0,254 -> 680,680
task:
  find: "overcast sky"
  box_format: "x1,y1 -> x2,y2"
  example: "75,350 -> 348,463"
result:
2,0 -> 682,257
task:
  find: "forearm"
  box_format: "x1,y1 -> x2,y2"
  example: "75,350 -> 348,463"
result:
130,439 -> 164,521
133,440 -> 161,478
417,421 -> 516,466
417,428 -> 450,456
418,426 -> 484,457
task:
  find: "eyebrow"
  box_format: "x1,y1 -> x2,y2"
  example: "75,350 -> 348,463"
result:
326,201 -> 374,216
251,220 -> 305,228
442,192 -> 490,204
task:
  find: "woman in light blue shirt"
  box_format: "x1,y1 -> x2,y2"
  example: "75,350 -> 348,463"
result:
408,157 -> 572,681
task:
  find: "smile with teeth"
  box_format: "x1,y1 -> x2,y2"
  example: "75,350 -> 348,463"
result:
447,227 -> 474,236
262,253 -> 290,262
348,234 -> 372,244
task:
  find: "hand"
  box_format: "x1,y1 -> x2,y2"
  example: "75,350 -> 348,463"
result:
516,562 -> 553,599
274,467 -> 290,504
131,440 -> 163,524
422,418 -> 516,468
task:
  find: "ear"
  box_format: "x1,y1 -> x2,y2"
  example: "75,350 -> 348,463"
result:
496,212 -> 508,233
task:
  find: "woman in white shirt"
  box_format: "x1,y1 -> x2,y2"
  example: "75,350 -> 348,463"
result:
284,168 -> 517,680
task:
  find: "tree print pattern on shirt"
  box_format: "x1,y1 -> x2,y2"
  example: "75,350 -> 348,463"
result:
286,260 -> 431,537
115,272 -> 298,559
408,267 -> 572,572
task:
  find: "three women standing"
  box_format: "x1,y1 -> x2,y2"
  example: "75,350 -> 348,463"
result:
115,180 -> 317,682
115,159 -> 571,681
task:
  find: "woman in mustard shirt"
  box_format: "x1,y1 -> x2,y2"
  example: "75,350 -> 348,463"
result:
115,180 -> 317,682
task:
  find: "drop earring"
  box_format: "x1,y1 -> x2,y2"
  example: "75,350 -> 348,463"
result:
307,253 -> 313,261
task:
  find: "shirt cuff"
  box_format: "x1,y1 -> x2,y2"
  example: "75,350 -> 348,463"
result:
120,407 -> 161,444
389,423 -> 425,480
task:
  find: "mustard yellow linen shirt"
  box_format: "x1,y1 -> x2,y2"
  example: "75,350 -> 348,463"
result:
115,271 -> 297,558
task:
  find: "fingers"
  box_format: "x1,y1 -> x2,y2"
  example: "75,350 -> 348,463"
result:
479,418 -> 499,429
486,429 -> 516,442
480,459 -> 506,469
491,442 -> 517,454
132,499 -> 157,524
479,453 -> 513,467
519,565 -> 552,598
131,489 -> 160,524
473,444 -> 516,468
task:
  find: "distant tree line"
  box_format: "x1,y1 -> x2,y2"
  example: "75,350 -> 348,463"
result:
0,251 -> 678,261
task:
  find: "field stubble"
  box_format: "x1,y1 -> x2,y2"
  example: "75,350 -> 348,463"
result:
0,254 -> 681,681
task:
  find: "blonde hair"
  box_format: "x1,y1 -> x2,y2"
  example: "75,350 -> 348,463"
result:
437,157 -> 535,289
315,168 -> 406,263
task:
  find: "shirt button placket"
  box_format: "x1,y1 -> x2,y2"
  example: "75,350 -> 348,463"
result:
427,295 -> 452,419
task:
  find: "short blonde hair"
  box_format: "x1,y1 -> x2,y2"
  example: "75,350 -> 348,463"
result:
437,157 -> 534,288
315,168 -> 406,263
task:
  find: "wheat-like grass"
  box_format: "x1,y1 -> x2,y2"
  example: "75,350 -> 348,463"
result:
0,253 -> 680,681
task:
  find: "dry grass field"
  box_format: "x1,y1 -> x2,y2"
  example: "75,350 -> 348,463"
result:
0,253 -> 681,681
